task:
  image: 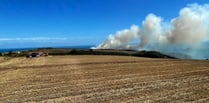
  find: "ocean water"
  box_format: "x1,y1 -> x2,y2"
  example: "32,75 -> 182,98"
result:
0,45 -> 95,53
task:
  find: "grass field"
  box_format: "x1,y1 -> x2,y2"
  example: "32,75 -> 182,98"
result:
0,55 -> 209,103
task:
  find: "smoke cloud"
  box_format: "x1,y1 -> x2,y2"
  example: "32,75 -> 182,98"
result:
97,25 -> 139,49
96,3 -> 209,59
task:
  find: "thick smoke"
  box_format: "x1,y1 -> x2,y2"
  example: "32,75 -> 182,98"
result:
96,3 -> 209,59
97,25 -> 139,49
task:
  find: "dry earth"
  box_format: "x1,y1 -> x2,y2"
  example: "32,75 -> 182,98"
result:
0,55 -> 209,103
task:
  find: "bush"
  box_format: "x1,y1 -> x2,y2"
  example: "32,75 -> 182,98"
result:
133,50 -> 175,59
70,49 -> 79,55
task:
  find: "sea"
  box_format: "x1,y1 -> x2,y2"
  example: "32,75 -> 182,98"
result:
0,45 -> 95,53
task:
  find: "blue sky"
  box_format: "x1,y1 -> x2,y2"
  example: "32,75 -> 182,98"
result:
0,0 -> 208,48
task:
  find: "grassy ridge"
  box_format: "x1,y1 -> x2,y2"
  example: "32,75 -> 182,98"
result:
0,48 -> 176,59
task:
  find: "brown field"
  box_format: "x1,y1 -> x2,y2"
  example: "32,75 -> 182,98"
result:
0,55 -> 209,103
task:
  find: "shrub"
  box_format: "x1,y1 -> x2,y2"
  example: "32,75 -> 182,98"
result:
133,50 -> 175,58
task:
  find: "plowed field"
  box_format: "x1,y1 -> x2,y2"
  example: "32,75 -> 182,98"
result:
0,56 -> 209,103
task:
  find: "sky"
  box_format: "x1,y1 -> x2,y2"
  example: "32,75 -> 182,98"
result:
0,0 -> 208,48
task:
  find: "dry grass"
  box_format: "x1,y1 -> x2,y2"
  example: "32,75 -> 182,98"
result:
0,55 -> 209,103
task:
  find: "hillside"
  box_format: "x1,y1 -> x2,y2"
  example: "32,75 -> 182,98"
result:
1,48 -> 176,59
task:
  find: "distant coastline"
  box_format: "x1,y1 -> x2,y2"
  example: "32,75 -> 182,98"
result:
0,45 -> 95,53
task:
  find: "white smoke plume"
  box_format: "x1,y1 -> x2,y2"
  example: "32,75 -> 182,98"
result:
97,25 -> 139,49
96,3 -> 209,59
